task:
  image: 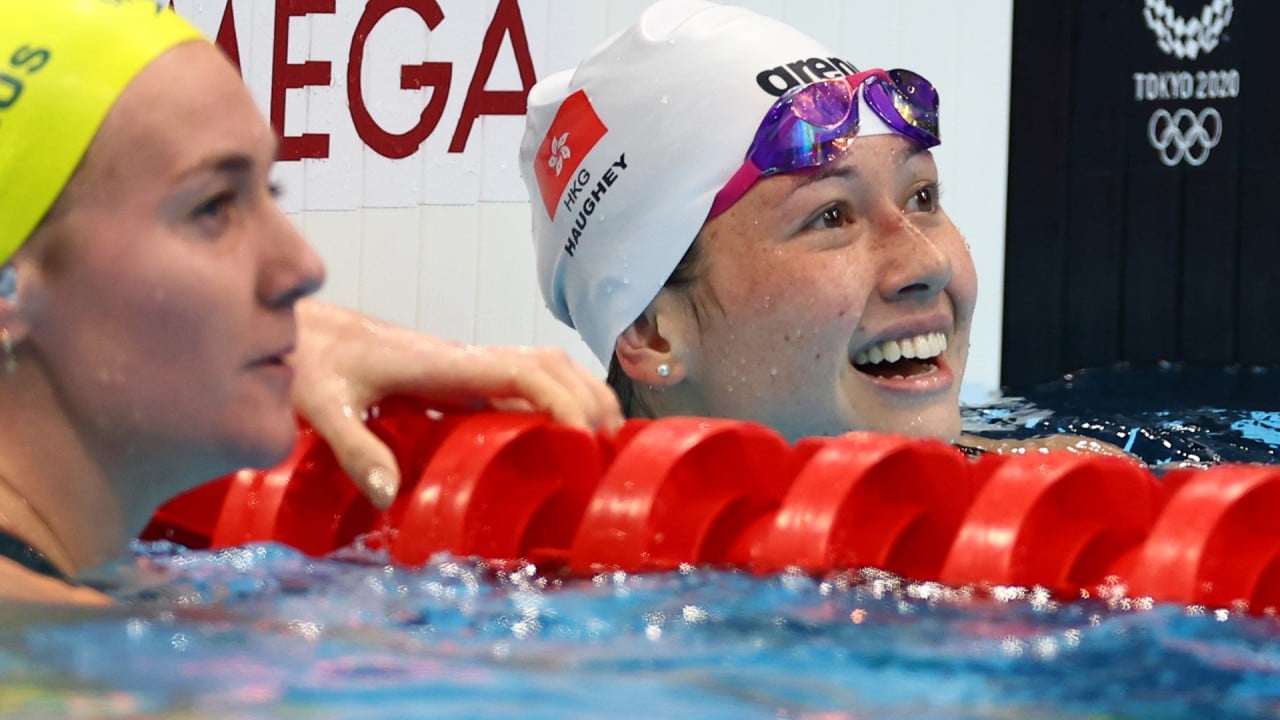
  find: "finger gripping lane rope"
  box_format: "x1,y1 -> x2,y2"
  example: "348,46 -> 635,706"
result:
143,402 -> 1280,613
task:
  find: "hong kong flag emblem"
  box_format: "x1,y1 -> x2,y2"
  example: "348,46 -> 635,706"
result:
534,90 -> 608,220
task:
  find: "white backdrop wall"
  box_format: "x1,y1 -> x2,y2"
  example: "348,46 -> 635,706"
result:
173,0 -> 1012,399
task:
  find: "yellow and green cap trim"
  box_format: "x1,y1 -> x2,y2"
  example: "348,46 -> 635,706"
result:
0,0 -> 205,264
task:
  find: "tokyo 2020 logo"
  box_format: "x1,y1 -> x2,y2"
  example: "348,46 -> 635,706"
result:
1143,0 -> 1233,60
1139,0 -> 1235,167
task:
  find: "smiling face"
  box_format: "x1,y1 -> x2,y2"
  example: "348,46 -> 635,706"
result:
654,134 -> 977,441
15,42 -> 325,482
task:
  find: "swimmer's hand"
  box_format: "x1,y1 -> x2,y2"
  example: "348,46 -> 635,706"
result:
290,301 -> 623,509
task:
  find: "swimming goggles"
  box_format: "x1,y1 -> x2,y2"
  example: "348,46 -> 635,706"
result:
708,67 -> 940,218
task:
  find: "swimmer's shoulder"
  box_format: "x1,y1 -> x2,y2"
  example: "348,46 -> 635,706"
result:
0,559 -> 110,605
956,432 -> 1136,461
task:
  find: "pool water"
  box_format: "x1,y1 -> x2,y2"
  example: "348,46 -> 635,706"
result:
3,365 -> 1279,719
966,363 -> 1280,467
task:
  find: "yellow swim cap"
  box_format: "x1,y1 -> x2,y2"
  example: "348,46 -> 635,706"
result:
0,0 -> 205,264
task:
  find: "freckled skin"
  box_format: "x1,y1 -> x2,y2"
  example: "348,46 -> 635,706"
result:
654,135 -> 978,441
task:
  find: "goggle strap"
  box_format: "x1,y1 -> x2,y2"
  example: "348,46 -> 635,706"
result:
709,161 -> 764,218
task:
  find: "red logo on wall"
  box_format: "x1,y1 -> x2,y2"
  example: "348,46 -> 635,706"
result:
534,89 -> 608,219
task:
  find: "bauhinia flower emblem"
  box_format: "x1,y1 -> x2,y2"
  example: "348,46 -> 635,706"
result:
548,132 -> 571,175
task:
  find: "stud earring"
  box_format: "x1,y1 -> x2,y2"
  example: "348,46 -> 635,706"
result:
656,363 -> 671,378
0,266 -> 15,301
1,329 -> 14,375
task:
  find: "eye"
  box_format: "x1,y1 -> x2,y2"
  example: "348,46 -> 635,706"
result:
805,204 -> 851,231
193,191 -> 234,220
906,182 -> 941,213
190,190 -> 238,236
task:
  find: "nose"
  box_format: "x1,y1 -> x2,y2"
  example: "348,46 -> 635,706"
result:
873,206 -> 951,302
256,204 -> 326,309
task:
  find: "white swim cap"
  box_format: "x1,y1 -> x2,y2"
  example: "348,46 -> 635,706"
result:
520,0 -> 898,365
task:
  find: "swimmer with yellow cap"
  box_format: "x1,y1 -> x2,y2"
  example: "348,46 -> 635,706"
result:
0,0 -> 619,604
0,0 -> 204,264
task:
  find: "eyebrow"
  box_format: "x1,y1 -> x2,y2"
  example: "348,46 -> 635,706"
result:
174,154 -> 254,186
792,163 -> 857,190
176,138 -> 281,183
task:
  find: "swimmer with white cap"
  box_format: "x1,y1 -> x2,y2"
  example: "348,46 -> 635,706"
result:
521,0 -> 1126,457
0,0 -> 619,603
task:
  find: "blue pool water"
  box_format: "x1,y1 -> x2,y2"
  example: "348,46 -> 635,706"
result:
3,364 -> 1279,719
966,363 -> 1280,467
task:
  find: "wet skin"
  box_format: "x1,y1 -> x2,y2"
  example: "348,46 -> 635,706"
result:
649,135 -> 978,441
15,41 -> 325,494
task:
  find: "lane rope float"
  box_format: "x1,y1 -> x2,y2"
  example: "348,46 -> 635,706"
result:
142,401 -> 1280,612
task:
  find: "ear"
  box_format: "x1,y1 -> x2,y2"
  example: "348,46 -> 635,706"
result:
614,291 -> 695,387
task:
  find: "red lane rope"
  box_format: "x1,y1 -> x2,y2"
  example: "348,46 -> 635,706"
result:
142,403 -> 1280,612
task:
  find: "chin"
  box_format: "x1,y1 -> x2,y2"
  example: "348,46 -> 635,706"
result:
217,417 -> 301,472
249,429 -> 301,469
900,410 -> 962,441
852,403 -> 961,441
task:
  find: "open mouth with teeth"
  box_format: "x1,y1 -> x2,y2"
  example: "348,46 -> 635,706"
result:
852,331 -> 947,379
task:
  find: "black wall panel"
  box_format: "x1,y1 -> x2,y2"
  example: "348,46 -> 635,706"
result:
1003,0 -> 1275,388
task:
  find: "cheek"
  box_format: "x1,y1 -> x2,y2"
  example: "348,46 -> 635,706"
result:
697,217 -> 874,373
706,252 -> 869,368
715,243 -> 868,312
107,271 -> 231,358
48,250 -> 249,394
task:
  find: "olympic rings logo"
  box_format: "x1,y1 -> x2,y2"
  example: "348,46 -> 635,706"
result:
1147,107 -> 1222,167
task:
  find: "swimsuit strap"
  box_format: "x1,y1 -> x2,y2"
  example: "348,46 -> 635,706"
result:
0,527 -> 76,586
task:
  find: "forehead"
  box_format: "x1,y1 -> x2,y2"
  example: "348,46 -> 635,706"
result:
75,42 -> 274,189
791,135 -> 933,182
738,134 -> 935,210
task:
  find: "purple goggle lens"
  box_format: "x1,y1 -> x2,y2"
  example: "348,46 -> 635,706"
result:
709,67 -> 940,218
